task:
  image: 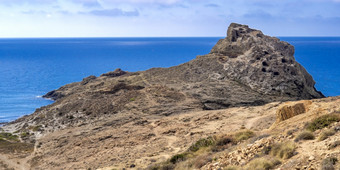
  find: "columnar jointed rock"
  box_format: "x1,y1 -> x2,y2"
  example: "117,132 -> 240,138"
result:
209,23 -> 324,99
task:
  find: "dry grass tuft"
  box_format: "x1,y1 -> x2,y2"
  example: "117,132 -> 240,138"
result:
270,141 -> 296,159
294,131 -> 315,142
318,129 -> 336,141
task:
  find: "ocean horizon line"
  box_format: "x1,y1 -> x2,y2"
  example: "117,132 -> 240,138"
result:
0,36 -> 340,39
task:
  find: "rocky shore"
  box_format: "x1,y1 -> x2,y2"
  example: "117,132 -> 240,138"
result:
0,23 -> 338,170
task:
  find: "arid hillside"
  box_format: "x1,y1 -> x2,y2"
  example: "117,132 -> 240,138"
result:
0,23 -> 332,170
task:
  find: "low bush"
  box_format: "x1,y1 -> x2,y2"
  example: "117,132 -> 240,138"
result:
270,142 -> 296,159
234,130 -> 255,142
170,153 -> 188,164
20,132 -> 30,138
321,157 -> 338,170
245,157 -> 281,170
318,129 -> 336,141
294,131 -> 315,142
188,136 -> 216,152
306,114 -> 340,132
0,132 -> 19,141
211,135 -> 234,152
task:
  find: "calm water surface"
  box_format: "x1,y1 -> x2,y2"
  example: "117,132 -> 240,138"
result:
0,37 -> 339,122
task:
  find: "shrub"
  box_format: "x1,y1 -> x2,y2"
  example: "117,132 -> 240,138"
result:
20,132 -> 30,138
216,135 -> 234,146
295,131 -> 315,142
270,142 -> 296,159
0,132 -> 19,141
212,135 -> 234,152
321,157 -> 338,170
32,125 -> 43,132
245,158 -> 281,170
170,153 -> 188,164
234,130 -> 255,142
306,114 -> 340,132
188,136 -> 216,152
318,129 -> 336,141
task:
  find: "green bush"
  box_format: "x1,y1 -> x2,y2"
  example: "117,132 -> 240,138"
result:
270,142 -> 296,159
295,131 -> 315,142
170,153 -> 188,164
188,136 -> 216,152
306,114 -> 340,132
234,130 -> 255,142
20,132 -> 30,138
318,129 -> 336,141
321,157 -> 338,170
0,132 -> 19,141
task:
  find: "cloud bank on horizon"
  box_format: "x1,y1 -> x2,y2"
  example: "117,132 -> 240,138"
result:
0,0 -> 339,37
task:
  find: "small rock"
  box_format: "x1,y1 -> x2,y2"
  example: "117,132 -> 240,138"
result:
309,156 -> 315,161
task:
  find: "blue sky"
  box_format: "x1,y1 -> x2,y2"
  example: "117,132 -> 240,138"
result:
0,0 -> 339,37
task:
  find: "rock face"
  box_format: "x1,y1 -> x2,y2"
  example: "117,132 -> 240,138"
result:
1,23 -> 327,170
210,23 -> 323,98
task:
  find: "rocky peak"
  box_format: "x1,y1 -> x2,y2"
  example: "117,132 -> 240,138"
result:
209,23 -> 323,99
226,23 -> 258,42
100,68 -> 127,77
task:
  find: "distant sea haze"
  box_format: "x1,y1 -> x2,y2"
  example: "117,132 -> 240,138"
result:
0,37 -> 339,123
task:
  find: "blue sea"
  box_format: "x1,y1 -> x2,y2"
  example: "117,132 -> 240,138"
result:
0,37 -> 339,123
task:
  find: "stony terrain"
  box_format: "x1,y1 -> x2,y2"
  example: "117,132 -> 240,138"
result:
0,23 -> 333,170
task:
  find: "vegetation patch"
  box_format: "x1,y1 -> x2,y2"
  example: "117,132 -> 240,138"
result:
170,153 -> 188,164
270,141 -> 296,159
188,136 -> 216,152
29,125 -> 43,132
294,131 -> 315,142
0,139 -> 34,154
306,114 -> 340,132
321,157 -> 338,170
318,129 -> 336,141
149,130 -> 255,170
234,130 -> 255,142
0,132 -> 19,142
20,132 -> 30,138
245,157 -> 281,170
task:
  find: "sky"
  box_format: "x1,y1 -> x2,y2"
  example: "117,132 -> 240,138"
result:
0,0 -> 339,37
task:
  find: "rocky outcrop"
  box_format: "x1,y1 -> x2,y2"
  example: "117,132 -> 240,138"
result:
100,68 -> 127,77
210,23 -> 323,99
